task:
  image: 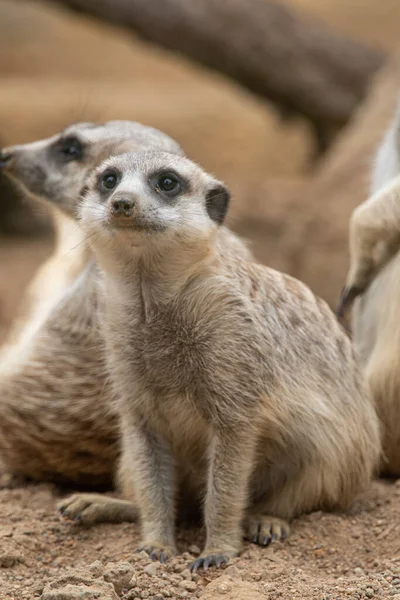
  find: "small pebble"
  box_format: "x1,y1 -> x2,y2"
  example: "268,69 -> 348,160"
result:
144,563 -> 159,577
178,580 -> 197,592
224,565 -> 241,579
180,569 -> 192,581
89,560 -> 104,578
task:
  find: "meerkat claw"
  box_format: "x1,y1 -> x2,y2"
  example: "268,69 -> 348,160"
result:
150,550 -> 167,564
263,535 -> 271,546
58,495 -> 88,522
245,514 -> 290,547
190,553 -> 230,573
137,543 -> 176,563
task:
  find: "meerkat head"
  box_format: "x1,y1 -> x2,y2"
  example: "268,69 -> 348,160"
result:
0,121 -> 184,218
79,151 -> 230,255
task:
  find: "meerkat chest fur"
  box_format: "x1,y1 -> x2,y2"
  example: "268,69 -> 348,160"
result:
100,261 -> 268,430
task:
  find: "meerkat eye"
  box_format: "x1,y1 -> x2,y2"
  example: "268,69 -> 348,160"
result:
58,137 -> 84,162
100,169 -> 120,191
156,173 -> 181,196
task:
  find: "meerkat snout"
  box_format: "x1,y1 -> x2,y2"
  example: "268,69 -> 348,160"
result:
96,167 -> 139,225
110,197 -> 136,218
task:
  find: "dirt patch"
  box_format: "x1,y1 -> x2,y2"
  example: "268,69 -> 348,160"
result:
0,474 -> 399,599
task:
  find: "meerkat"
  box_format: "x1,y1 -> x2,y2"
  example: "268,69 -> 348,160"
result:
338,102 -> 400,475
0,121 -> 187,489
76,150 -> 380,570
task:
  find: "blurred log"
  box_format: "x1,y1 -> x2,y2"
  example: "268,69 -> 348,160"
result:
44,0 -> 385,154
219,55 -> 400,309
293,52 -> 400,307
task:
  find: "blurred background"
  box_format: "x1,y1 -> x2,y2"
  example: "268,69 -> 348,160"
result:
1,0 -> 400,340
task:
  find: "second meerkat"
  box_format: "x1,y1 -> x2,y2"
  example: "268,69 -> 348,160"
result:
338,103 -> 400,475
0,121 -> 187,489
79,151 -> 380,570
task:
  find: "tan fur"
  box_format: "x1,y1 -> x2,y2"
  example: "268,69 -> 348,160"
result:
355,257 -> 400,475
77,151 -> 380,569
0,211 -> 89,366
341,103 -> 400,475
0,121 -> 186,486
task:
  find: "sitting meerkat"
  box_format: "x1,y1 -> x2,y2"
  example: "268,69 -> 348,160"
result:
338,103 -> 400,475
0,121 -> 186,489
77,151 -> 380,570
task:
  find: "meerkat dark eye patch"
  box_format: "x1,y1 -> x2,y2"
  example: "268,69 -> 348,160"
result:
153,171 -> 185,199
206,184 -> 230,225
98,168 -> 121,194
54,136 -> 84,163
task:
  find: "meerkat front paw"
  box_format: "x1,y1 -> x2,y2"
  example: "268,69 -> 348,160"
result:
189,547 -> 238,573
244,514 -> 290,546
58,493 -> 138,524
137,541 -> 176,564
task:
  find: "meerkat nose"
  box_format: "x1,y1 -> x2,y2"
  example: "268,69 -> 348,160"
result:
111,198 -> 136,217
0,149 -> 13,169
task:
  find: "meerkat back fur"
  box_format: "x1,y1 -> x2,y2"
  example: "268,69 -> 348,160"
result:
339,102 -> 400,475
0,121 -> 189,488
78,151 -> 380,570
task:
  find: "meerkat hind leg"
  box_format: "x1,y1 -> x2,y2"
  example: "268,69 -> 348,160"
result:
58,493 -> 138,525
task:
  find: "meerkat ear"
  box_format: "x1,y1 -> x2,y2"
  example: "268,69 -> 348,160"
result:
205,183 -> 230,225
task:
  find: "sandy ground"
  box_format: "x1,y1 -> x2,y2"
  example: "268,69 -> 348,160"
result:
0,474 -> 400,599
